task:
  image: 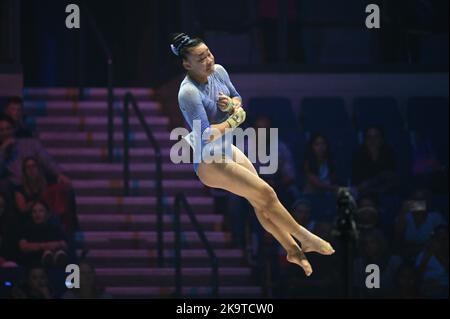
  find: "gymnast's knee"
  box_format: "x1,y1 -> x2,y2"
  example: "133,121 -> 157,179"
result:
257,183 -> 278,210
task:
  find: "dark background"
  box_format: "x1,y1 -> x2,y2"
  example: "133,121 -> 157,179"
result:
18,0 -> 449,87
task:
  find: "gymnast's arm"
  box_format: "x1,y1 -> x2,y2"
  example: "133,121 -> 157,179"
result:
180,85 -> 232,144
216,64 -> 243,110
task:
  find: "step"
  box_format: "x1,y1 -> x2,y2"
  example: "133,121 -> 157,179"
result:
61,163 -> 196,179
23,88 -> 155,101
95,267 -> 254,286
72,179 -> 207,197
80,249 -> 245,267
76,196 -> 214,214
78,214 -> 223,231
24,101 -> 160,117
78,231 -> 233,249
35,116 -> 169,126
105,286 -> 262,298
47,147 -> 178,164
39,132 -> 177,148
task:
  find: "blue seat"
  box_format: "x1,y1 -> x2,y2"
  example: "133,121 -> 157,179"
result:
300,97 -> 351,132
408,97 -> 449,165
353,97 -> 404,132
247,97 -> 298,132
389,131 -> 413,180
407,97 -> 449,133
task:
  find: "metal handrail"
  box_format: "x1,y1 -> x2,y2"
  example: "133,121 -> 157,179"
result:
122,92 -> 165,267
173,193 -> 219,298
78,2 -> 114,163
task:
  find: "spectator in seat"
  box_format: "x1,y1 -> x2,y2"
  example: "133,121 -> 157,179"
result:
62,261 -> 112,299
394,188 -> 446,258
352,126 -> 398,197
0,193 -> 19,268
18,200 -> 69,268
2,97 -> 36,138
302,134 -> 339,194
291,199 -> 316,231
15,156 -> 78,233
415,225 -> 449,298
0,113 -> 71,187
411,131 -> 448,193
391,262 -> 420,299
353,229 -> 403,298
11,267 -> 54,299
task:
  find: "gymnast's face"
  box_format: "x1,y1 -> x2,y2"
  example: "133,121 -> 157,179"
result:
183,43 -> 215,79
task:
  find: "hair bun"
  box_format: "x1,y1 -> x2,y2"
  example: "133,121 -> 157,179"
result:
170,33 -> 192,56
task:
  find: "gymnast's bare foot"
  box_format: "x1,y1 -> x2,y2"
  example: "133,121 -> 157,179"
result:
286,249 -> 313,277
294,227 -> 335,255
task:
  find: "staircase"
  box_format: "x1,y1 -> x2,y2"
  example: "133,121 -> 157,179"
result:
23,87 -> 262,299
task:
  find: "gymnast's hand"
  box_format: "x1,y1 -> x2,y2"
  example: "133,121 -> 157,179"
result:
226,107 -> 246,129
218,92 -> 241,113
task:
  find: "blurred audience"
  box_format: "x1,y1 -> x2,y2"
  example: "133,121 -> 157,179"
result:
11,267 -> 54,299
18,200 -> 69,268
352,127 -> 398,197
353,229 -> 403,298
0,113 -> 71,187
291,198 -> 316,231
15,156 -> 78,233
411,131 -> 448,193
394,188 -> 446,258
2,97 -> 36,138
0,193 -> 19,268
302,134 -> 339,194
391,262 -> 420,299
62,261 -> 112,299
415,225 -> 449,298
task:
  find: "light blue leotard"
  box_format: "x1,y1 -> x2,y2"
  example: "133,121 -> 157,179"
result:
178,64 -> 242,174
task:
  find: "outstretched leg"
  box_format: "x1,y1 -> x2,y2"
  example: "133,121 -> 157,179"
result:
228,145 -> 334,255
197,146 -> 334,274
229,145 -> 312,275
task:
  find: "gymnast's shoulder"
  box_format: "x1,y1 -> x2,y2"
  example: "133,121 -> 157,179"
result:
213,64 -> 229,78
178,80 -> 200,102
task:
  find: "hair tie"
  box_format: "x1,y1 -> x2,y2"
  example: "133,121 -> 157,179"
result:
171,34 -> 192,57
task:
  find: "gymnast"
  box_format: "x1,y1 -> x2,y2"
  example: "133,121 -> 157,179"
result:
171,33 -> 335,276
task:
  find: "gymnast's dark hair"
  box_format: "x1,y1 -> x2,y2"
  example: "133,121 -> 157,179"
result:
170,33 -> 204,60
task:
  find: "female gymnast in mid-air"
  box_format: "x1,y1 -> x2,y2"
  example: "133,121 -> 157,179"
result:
171,33 -> 335,276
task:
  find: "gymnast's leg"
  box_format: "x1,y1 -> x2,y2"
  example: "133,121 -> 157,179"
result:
228,145 -> 335,255
228,145 -> 312,275
197,146 -> 334,275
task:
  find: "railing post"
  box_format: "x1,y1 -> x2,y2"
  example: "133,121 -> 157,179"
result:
107,58 -> 114,163
174,195 -> 182,297
174,194 -> 219,298
156,151 -> 164,268
78,14 -> 85,101
123,94 -> 130,196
